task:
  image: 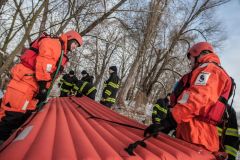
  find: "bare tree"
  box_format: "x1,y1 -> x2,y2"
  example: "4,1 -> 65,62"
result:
0,1 -> 46,75
118,0 -> 168,108
0,0 -> 7,11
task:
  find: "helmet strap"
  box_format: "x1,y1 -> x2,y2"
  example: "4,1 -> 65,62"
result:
67,39 -> 78,51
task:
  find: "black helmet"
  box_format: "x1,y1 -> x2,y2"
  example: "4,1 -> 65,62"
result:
69,70 -> 74,75
81,70 -> 88,75
109,66 -> 117,72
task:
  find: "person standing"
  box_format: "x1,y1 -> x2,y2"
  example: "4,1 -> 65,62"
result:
0,30 -> 83,142
151,94 -> 171,125
100,66 -> 120,108
144,42 -> 234,156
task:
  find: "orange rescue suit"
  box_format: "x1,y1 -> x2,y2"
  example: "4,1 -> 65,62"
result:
172,53 -> 232,152
1,34 -> 68,116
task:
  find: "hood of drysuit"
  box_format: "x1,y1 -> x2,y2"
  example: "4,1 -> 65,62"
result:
196,52 -> 221,67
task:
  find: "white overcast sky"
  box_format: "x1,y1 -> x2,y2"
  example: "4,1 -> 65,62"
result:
215,0 -> 240,111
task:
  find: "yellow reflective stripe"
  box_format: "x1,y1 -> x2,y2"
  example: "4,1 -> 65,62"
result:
108,82 -> 119,88
105,90 -> 112,96
106,97 -> 116,103
154,104 -> 167,114
80,82 -> 88,92
152,110 -> 157,115
154,118 -> 161,123
73,85 -> 79,91
61,88 -> 70,93
225,145 -> 238,157
217,127 -> 222,136
216,127 -> 239,137
225,128 -> 239,137
86,87 -> 96,95
63,80 -> 73,86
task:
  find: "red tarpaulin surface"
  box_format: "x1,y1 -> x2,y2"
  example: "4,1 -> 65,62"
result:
0,96 -> 215,160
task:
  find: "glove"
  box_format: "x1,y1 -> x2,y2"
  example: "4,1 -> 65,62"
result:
36,81 -> 48,102
76,92 -> 83,97
144,123 -> 162,137
144,112 -> 177,137
58,83 -> 61,88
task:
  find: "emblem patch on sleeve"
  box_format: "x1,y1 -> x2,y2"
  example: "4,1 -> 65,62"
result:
46,64 -> 52,73
194,72 -> 211,85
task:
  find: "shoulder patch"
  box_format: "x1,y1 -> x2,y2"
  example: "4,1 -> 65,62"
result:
194,72 -> 211,86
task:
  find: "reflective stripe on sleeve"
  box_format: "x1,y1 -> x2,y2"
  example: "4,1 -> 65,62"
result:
154,104 -> 167,114
225,145 -> 238,157
104,90 -> 112,96
108,82 -> 119,88
80,82 -> 88,92
86,87 -> 96,95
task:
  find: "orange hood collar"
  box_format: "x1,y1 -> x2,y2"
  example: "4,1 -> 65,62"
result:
197,53 -> 221,65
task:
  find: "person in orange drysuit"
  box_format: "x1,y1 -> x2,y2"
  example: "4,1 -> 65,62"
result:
0,30 -> 83,143
144,42 -> 232,153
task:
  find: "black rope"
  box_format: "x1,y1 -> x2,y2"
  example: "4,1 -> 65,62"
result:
124,126 -> 164,156
88,116 -> 144,131
69,97 -> 145,131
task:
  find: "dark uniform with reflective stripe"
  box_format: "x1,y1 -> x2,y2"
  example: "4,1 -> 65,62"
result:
152,98 -> 169,124
73,80 -> 97,100
217,107 -> 239,160
101,71 -> 119,108
59,74 -> 78,97
81,73 -> 92,83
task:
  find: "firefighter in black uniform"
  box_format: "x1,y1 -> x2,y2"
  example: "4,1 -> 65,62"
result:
217,106 -> 239,160
152,93 -> 171,124
73,76 -> 97,100
59,70 -> 78,97
100,66 -> 120,108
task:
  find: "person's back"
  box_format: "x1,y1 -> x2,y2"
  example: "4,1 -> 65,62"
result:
144,42 -> 233,154
74,80 -> 97,100
172,53 -> 232,152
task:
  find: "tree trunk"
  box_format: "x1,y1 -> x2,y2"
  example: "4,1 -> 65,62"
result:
80,0 -> 128,36
0,0 -> 7,10
117,0 -> 165,108
39,0 -> 49,35
0,1 -> 46,75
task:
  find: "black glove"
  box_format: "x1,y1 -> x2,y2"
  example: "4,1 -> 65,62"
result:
144,123 -> 162,137
58,83 -> 61,88
144,112 -> 177,137
36,81 -> 48,102
76,92 -> 83,97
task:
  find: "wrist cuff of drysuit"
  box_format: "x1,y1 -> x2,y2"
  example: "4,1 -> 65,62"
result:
38,81 -> 47,90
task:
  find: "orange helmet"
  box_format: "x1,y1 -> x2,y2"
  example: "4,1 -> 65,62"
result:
187,42 -> 214,58
65,30 -> 83,46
